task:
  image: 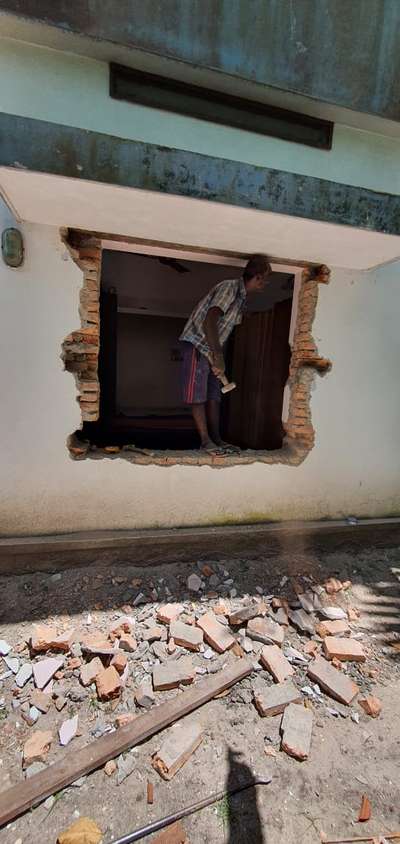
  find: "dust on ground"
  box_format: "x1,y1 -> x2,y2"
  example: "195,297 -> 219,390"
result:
0,540 -> 399,844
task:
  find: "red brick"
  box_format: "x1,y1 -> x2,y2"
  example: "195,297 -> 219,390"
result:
95,665 -> 122,701
259,645 -> 294,683
307,656 -> 359,705
323,637 -> 366,662
196,611 -> 235,653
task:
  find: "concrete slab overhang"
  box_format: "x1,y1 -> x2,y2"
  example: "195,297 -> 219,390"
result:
1,114 -> 400,269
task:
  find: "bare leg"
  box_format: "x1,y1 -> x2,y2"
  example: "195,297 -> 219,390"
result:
191,403 -> 224,453
206,399 -> 241,452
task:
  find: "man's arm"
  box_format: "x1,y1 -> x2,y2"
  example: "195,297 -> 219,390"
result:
203,307 -> 225,376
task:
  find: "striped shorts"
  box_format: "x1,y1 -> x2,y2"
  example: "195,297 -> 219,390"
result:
180,342 -> 221,405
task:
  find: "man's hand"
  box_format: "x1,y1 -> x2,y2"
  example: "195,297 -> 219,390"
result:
211,351 -> 225,378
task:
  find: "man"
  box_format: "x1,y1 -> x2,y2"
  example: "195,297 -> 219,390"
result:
180,254 -> 271,454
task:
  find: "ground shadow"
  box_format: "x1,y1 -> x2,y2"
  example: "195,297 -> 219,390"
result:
225,748 -> 264,844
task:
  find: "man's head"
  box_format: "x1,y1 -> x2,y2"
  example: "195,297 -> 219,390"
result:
243,254 -> 271,292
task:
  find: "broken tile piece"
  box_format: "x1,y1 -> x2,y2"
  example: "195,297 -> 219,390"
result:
23,730 -> 53,767
95,666 -> 122,701
247,617 -> 284,646
152,821 -> 188,844
307,655 -> 359,705
359,696 -> 382,718
281,702 -> 313,761
196,611 -> 235,653
259,645 -> 294,683
59,714 -> 78,746
358,794 -> 372,822
187,573 -> 202,592
135,679 -> 155,709
157,604 -> 184,624
80,657 -> 103,687
0,640 -> 11,656
33,657 -> 64,690
104,760 -> 117,776
153,658 -> 195,691
15,663 -> 33,688
288,609 -> 315,635
323,637 -> 366,662
253,679 -> 302,717
152,720 -> 203,780
4,656 -> 19,674
170,620 -> 204,652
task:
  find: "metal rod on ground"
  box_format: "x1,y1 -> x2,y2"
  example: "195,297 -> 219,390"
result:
111,776 -> 272,844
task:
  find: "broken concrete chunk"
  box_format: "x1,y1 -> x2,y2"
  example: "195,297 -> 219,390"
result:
228,602 -> 261,626
315,619 -> 351,638
119,634 -> 137,653
135,679 -> 156,709
359,696 -> 382,718
170,620 -> 204,652
288,609 -> 315,635
152,720 -> 203,780
0,640 -> 11,656
323,636 -> 366,662
253,679 -> 302,717
153,658 -> 195,691
324,577 -> 343,595
104,759 -> 117,776
196,611 -> 235,653
59,714 -> 78,746
33,657 -> 64,690
80,657 -> 103,687
187,573 -> 202,592
157,603 -> 184,624
260,645 -> 294,683
15,663 -> 33,688
298,593 -> 316,614
23,730 -> 53,767
117,752 -> 137,785
281,702 -> 313,761
30,689 -> 52,714
270,607 -> 289,626
307,655 -> 359,705
55,696 -> 67,712
247,617 -> 284,647
95,666 -> 122,701
142,626 -> 164,643
320,606 -> 347,621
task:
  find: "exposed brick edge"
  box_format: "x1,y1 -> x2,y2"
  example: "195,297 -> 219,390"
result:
61,232 -> 102,426
62,229 -> 331,466
283,264 -> 331,455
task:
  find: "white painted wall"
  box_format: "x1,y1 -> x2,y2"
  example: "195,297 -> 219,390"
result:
0,37 -> 399,197
1,199 -> 400,536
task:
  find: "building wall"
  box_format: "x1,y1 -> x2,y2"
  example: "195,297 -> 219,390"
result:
1,199 -> 400,536
0,38 -> 399,197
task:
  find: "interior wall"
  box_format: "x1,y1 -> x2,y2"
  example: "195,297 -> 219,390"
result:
117,313 -> 185,413
1,206 -> 400,535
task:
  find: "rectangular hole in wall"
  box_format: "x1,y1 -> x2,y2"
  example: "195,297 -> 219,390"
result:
81,249 -> 294,452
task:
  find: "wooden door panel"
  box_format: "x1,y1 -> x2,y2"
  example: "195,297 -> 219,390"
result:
225,298 -> 292,450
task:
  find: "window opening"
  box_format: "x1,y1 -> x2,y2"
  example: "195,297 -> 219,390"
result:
80,250 -> 294,452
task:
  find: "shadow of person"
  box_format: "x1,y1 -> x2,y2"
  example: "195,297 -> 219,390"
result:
226,748 -> 264,844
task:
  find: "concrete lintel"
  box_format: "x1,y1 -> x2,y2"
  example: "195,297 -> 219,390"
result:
0,1 -> 400,124
0,113 -> 400,236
